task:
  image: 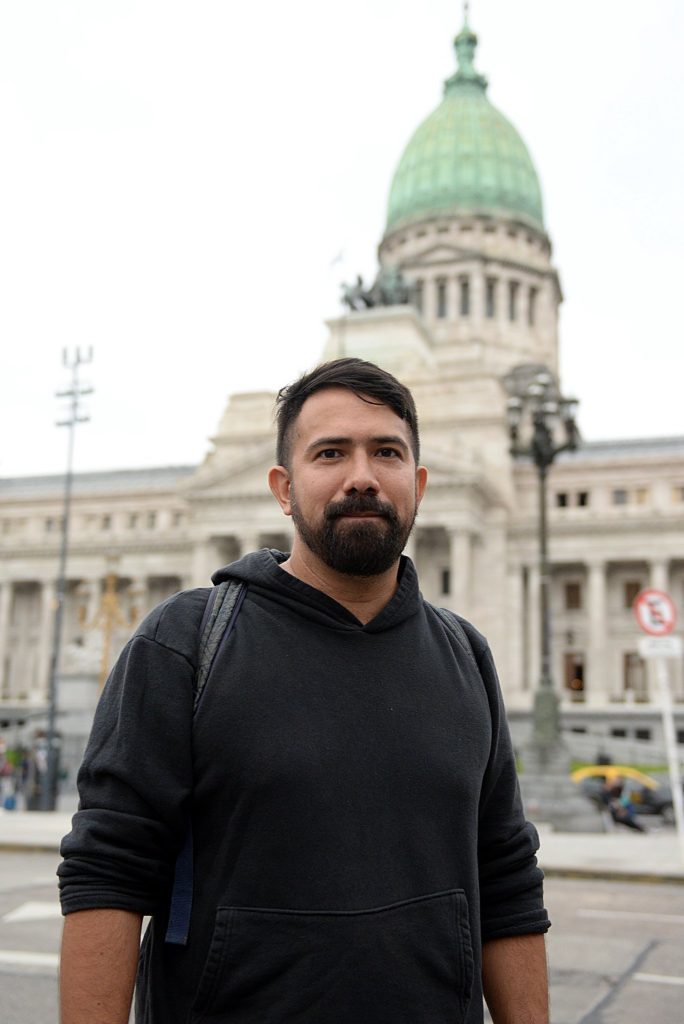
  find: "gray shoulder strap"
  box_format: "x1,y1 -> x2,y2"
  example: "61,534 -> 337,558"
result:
194,579 -> 245,711
431,604 -> 479,672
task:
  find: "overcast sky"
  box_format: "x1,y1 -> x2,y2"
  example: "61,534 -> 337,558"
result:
0,0 -> 682,477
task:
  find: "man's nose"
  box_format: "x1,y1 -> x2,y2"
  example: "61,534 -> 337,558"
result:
343,452 -> 380,493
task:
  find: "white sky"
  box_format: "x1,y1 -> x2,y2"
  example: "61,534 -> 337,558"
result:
0,0 -> 682,477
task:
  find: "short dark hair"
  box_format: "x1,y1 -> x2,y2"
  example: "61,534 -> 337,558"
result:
275,357 -> 420,467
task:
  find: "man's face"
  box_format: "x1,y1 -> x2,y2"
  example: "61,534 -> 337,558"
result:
270,387 -> 427,576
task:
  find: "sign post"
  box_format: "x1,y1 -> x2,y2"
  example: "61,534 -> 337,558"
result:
634,588 -> 684,861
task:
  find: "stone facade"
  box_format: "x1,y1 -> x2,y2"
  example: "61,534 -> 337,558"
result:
2,17 -> 683,776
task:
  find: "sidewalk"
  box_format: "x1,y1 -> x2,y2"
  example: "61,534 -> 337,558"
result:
1,810 -> 684,882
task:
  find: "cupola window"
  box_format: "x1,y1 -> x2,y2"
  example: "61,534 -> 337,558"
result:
528,287 -> 538,326
412,279 -> 424,313
459,276 -> 470,316
485,278 -> 497,318
436,279 -> 448,319
508,281 -> 519,321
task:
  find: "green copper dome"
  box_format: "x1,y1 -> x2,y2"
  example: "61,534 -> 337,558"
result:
386,21 -> 544,232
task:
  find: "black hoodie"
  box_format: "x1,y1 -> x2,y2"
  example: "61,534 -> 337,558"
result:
59,550 -> 549,1023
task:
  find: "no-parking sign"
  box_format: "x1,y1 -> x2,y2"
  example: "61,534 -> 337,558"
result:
633,588 -> 677,636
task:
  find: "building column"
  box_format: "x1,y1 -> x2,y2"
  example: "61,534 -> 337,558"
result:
36,581 -> 57,702
448,529 -> 472,615
191,539 -> 225,587
239,533 -> 262,558
471,269 -> 485,331
402,532 -> 417,564
649,558 -> 669,593
586,560 -> 607,706
0,582 -> 12,696
506,564 -> 525,697
128,576 -> 148,624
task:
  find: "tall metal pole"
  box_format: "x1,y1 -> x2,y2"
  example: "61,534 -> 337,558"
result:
41,348 -> 93,811
538,461 -> 551,690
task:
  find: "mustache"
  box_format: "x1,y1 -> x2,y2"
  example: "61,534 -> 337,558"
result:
325,495 -> 397,521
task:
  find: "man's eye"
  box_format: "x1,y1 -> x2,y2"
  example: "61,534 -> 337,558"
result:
318,449 -> 340,459
377,447 -> 399,458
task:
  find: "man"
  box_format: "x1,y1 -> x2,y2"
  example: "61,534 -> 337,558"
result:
59,358 -> 550,1023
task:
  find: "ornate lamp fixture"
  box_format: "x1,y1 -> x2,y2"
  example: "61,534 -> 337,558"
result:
504,364 -> 579,754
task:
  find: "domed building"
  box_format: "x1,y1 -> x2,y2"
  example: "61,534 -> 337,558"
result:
1,15 -> 683,789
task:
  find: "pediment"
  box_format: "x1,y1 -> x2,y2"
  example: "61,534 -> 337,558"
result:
178,441 -> 506,509
179,441 -> 275,501
403,243 -> 477,266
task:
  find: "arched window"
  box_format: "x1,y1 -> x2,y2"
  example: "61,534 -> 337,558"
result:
528,286 -> 538,326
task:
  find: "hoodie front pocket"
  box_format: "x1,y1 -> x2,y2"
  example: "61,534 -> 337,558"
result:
191,889 -> 474,1024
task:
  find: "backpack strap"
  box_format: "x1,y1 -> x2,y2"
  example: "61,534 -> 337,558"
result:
165,578 -> 246,946
429,603 -> 479,672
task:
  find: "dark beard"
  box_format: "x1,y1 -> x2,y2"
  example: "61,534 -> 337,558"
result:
291,492 -> 416,576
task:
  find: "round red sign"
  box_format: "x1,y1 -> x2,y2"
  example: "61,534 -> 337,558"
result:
633,588 -> 677,636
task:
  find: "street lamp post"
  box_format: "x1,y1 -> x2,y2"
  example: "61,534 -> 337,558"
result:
502,364 -> 601,831
505,366 -> 578,760
41,348 -> 93,812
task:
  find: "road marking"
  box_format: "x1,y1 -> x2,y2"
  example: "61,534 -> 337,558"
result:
634,973 -> 684,986
0,950 -> 58,970
577,908 -> 684,925
2,900 -> 61,923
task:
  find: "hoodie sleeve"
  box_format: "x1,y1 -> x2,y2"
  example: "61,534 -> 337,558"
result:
57,590 -> 206,916
463,627 -> 551,943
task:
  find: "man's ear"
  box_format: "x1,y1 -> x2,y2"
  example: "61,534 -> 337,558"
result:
415,466 -> 428,506
268,465 -> 293,516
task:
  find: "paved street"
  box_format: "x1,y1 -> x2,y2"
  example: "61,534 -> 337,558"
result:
0,848 -> 683,1023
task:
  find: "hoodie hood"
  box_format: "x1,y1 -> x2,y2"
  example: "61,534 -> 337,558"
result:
212,548 -> 421,635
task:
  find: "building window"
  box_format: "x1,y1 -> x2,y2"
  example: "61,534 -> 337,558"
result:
485,278 -> 496,318
436,279 -> 447,319
556,492 -> 568,507
412,279 -> 424,314
564,582 -> 582,610
635,487 -> 648,505
45,518 -> 55,532
508,280 -> 519,321
564,652 -> 585,702
623,651 -> 648,701
635,728 -> 652,741
612,489 -> 628,505
577,491 -> 589,507
459,277 -> 470,316
441,568 -> 450,596
528,287 -> 538,325
624,581 -> 642,608
128,513 -> 139,528
611,727 -> 627,738
172,511 -> 183,528
101,515 -> 111,530
677,729 -> 684,745
147,512 -> 157,529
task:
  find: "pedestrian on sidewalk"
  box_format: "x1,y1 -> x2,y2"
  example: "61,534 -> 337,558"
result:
58,358 -> 551,1023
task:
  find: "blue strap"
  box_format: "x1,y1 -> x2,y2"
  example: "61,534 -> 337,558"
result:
164,579 -> 245,946
164,823 -> 194,945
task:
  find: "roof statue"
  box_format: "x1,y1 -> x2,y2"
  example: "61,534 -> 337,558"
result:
341,266 -> 410,311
